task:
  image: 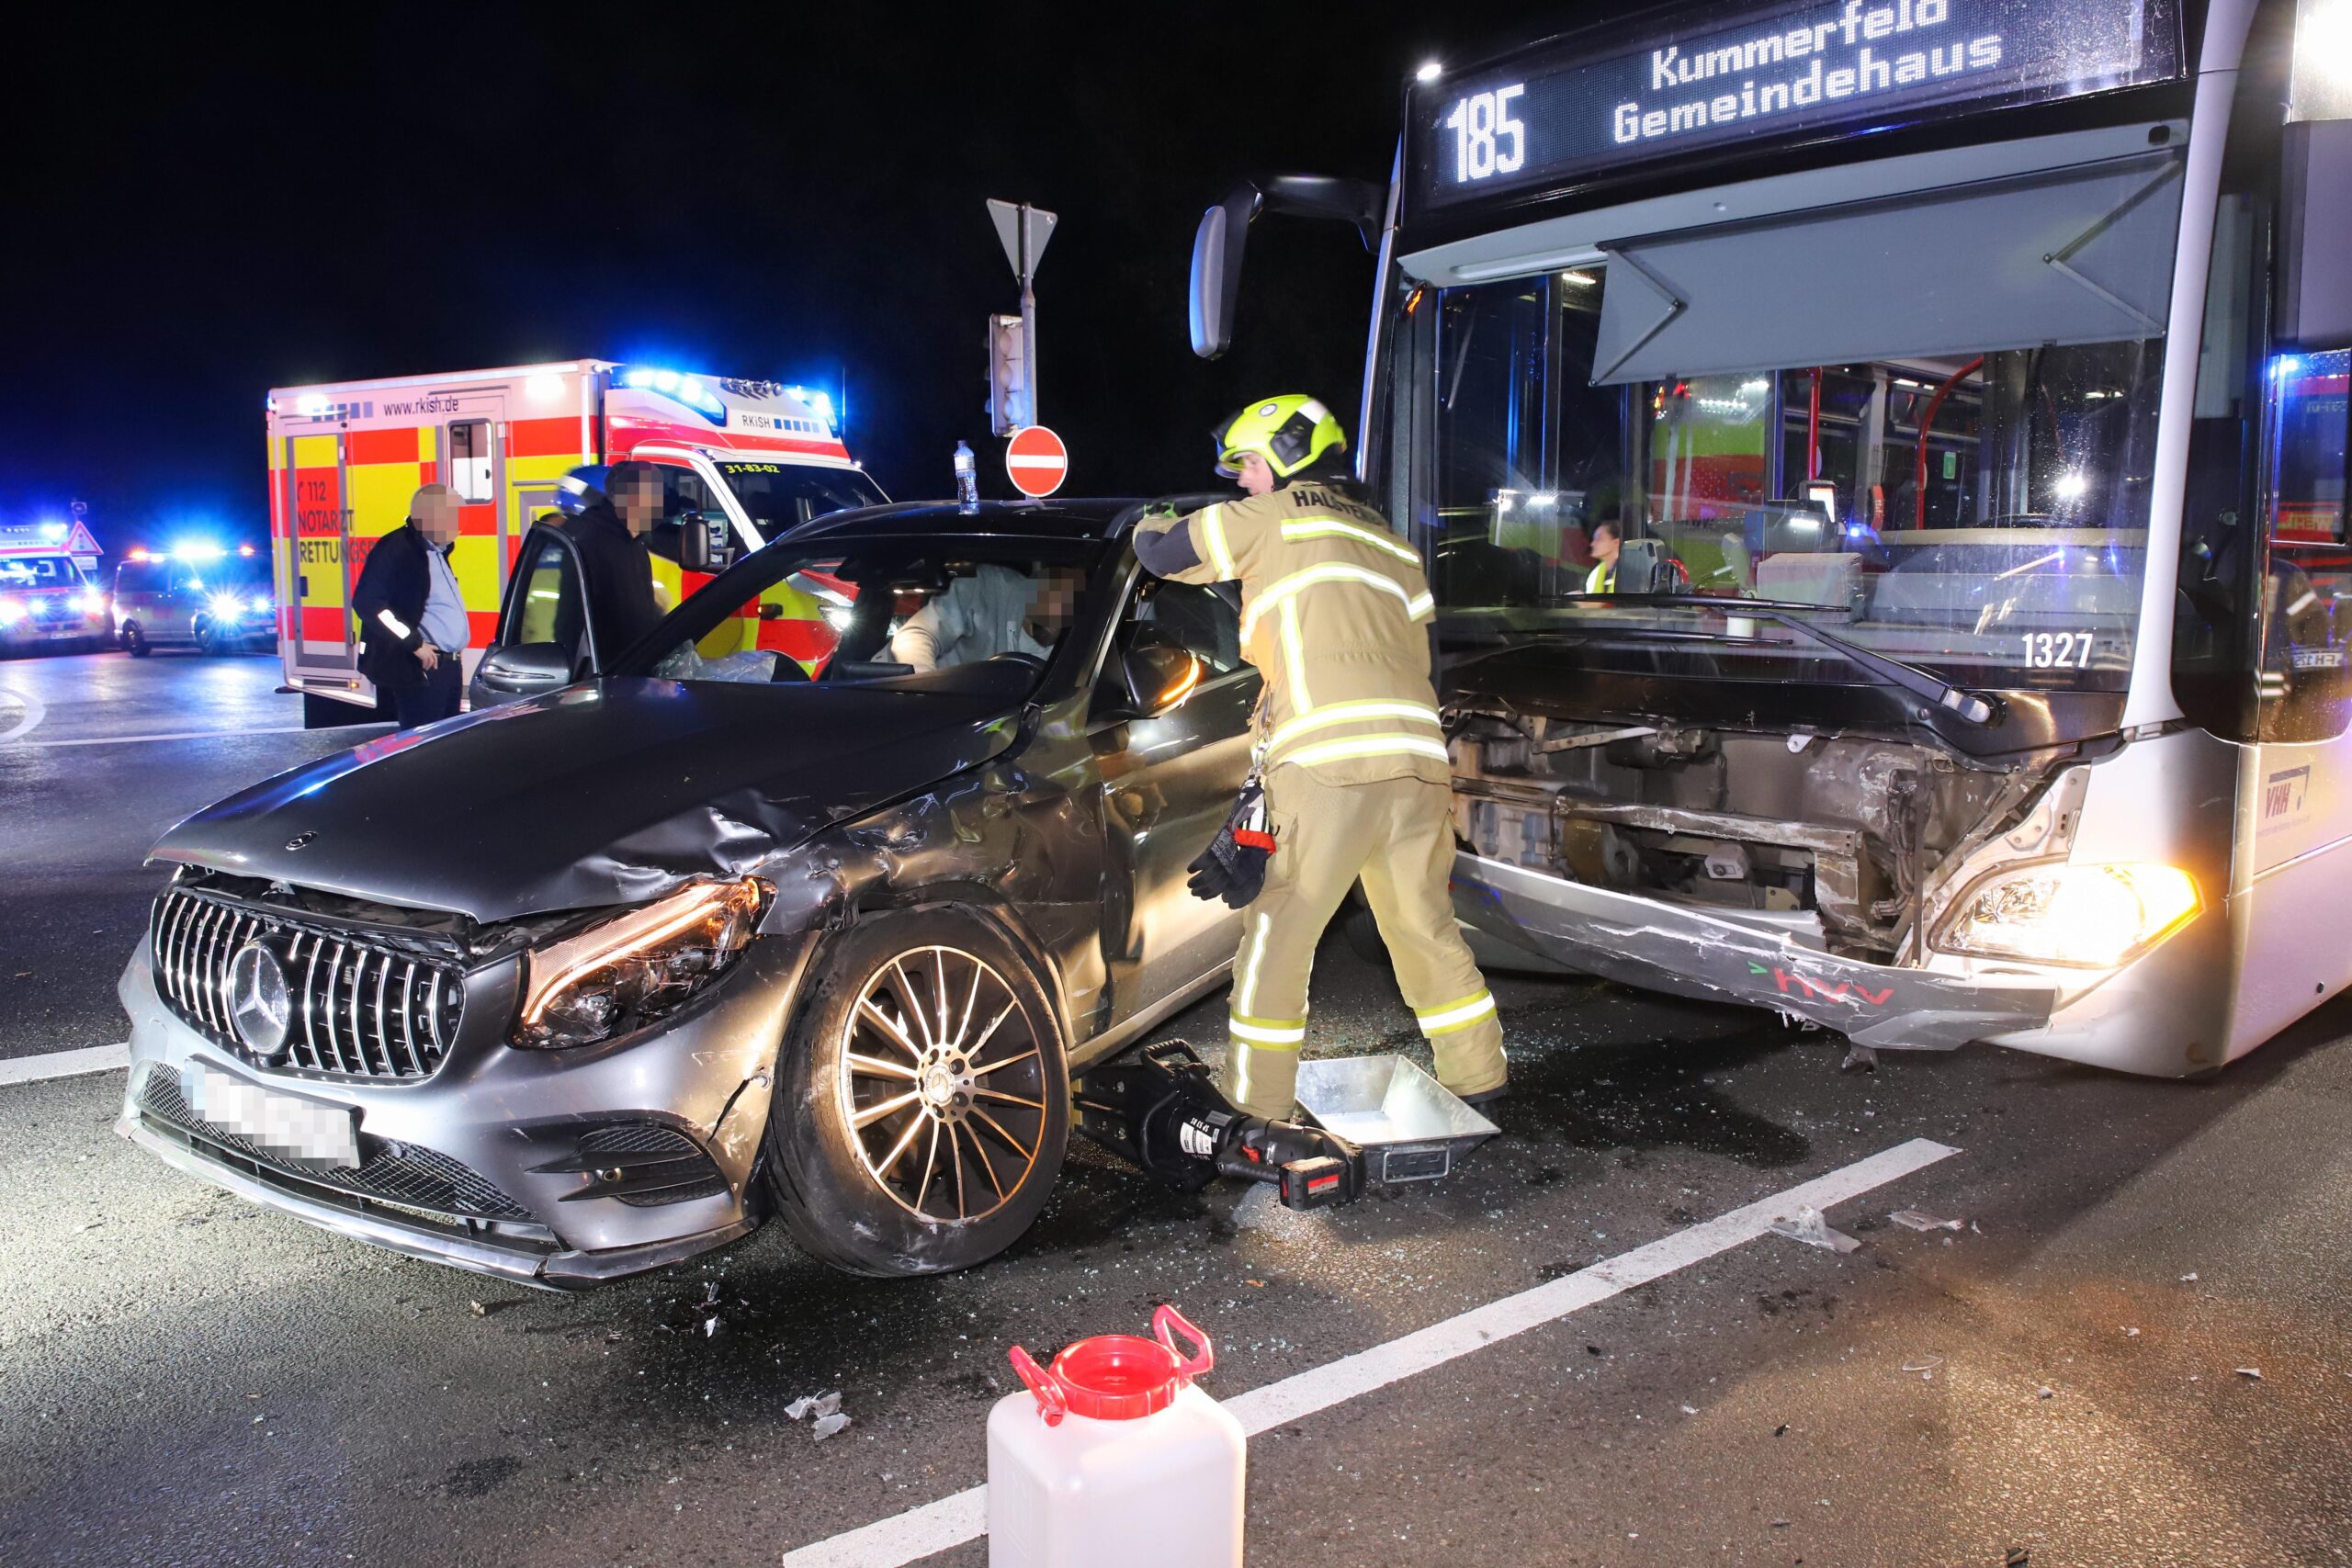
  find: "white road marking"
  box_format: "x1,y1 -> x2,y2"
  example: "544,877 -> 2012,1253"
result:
0,687 -> 48,744
0,1043 -> 130,1085
779,1136 -> 1962,1568
6,723 -> 374,750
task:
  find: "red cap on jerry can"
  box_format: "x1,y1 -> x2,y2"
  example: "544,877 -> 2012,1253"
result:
1008,1304 -> 1215,1426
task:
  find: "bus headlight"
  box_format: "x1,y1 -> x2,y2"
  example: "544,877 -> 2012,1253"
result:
513,878 -> 766,1048
1936,863 -> 2200,969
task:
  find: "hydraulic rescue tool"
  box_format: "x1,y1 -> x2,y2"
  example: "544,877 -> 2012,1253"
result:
1072,1041 -> 1365,1211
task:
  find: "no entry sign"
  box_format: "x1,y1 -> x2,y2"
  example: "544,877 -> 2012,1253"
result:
1004,424 -> 1068,499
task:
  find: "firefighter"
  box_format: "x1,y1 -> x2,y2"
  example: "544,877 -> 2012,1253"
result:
1132,395 -> 1507,1120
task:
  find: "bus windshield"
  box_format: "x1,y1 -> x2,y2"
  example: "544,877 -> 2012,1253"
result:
1423,269 -> 2165,693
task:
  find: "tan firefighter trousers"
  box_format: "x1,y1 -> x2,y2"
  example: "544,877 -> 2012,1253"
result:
1221,770 -> 1508,1119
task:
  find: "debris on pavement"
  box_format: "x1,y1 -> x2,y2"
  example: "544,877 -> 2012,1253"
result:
2235,1367 -> 2263,1381
1840,1043 -> 1878,1072
2122,1326 -> 2142,1338
1770,1206 -> 1861,1255
1900,1357 -> 1944,1380
1888,1210 -> 1962,1232
469,1300 -> 489,1318
1680,1404 -> 1698,1415
2005,1548 -> 2031,1566
812,1412 -> 852,1441
786,1392 -> 844,1422
704,1316 -> 721,1338
2180,1271 -> 2199,1282
2037,1386 -> 2055,1400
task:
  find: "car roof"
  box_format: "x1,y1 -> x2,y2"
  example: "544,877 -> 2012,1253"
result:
783,498 -> 1146,547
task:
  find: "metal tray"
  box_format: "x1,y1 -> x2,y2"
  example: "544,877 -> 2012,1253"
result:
1293,1055 -> 1498,1187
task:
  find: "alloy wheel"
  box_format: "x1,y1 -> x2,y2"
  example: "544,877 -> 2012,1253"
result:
835,944 -> 1049,1223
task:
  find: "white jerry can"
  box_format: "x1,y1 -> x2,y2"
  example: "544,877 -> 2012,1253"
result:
988,1304 -> 1244,1568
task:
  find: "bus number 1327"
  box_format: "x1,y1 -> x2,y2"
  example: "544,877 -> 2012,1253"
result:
2021,631 -> 2096,669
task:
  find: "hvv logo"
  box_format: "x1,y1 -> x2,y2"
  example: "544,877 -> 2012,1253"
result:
1748,961 -> 1893,1008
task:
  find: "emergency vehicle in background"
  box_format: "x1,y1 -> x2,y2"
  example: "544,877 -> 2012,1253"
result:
0,521 -> 109,655
267,359 -> 886,723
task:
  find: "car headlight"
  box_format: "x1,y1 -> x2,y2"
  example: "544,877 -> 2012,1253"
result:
513,877 -> 766,1048
74,589 -> 105,615
1936,862 -> 2199,969
0,598 -> 22,626
249,594 -> 273,615
208,592 -> 247,622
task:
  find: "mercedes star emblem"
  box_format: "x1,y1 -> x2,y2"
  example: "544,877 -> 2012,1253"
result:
285,831 -> 316,851
227,941 -> 293,1059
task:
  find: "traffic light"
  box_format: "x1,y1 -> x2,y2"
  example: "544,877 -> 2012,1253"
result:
988,313 -> 1031,435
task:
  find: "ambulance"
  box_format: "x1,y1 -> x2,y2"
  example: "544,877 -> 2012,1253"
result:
266,361 -> 885,722
0,521 -> 110,655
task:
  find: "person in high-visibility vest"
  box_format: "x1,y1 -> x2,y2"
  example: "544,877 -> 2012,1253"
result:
1132,395 -> 1507,1120
1584,518 -> 1623,593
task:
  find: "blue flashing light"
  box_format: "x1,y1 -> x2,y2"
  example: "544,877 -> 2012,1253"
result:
171,539 -> 225,563
619,366 -> 725,423
786,386 -> 837,434
2277,355 -> 2303,378
38,521 -> 65,541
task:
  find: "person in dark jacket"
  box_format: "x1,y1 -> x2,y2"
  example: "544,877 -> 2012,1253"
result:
557,460 -> 665,660
352,483 -> 469,728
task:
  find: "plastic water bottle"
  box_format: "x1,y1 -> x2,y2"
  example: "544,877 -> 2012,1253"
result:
988,1304 -> 1243,1567
955,440 -> 979,513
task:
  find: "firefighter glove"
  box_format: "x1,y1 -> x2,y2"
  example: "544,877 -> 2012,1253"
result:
1186,782 -> 1275,908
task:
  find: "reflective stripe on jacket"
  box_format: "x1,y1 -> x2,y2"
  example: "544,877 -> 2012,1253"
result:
1142,483 -> 1446,787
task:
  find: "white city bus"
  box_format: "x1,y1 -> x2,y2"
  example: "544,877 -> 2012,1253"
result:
1191,0 -> 2352,1073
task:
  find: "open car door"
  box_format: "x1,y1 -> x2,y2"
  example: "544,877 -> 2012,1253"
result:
467,523 -> 600,712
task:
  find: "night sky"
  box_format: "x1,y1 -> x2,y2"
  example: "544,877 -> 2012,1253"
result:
3,5 -> 1566,557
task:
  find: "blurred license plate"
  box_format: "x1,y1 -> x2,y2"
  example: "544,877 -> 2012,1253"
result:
188,1064 -> 361,1168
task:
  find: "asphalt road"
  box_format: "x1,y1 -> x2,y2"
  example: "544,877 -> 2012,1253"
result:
3,649 -> 2348,1567
0,649 -> 379,1057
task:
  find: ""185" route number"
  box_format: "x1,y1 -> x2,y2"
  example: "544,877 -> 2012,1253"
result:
1442,85 -> 1528,183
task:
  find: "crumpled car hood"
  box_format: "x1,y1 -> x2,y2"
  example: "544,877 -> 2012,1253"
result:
151,678 -> 1023,921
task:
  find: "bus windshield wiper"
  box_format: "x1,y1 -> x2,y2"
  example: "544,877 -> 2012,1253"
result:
1552,592 -> 2001,727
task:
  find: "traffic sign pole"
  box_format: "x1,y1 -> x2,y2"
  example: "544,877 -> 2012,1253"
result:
987,200 -> 1057,429
1018,215 -> 1038,434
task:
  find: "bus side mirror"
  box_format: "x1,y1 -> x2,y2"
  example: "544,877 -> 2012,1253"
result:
1190,175 -> 1385,361
678,512 -> 738,575
2279,120 -> 2352,350
1190,197 -> 1250,361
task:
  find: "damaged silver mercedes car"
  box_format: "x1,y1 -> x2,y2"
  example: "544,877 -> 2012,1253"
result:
118,499 -> 1258,1285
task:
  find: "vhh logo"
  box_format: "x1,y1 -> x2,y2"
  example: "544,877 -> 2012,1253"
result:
1748,961 -> 1892,1008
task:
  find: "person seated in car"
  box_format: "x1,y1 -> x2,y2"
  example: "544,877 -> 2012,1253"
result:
888,563 -> 1083,671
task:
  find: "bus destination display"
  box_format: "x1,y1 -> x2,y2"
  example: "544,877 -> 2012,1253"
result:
1412,0 -> 2178,209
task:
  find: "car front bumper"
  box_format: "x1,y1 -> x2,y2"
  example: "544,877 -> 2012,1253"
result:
114,928 -> 817,1288
1,612 -> 107,646
1452,852 -> 2058,1051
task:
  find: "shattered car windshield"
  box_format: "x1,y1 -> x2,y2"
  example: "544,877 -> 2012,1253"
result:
1422,265 -> 2165,694
624,535 -> 1102,693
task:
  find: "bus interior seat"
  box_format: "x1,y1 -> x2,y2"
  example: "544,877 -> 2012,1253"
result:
1754,551 -> 1860,607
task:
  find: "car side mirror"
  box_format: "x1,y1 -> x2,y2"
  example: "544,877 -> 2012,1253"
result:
478,641 -> 572,689
1117,644 -> 1207,719
678,511 -> 739,575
